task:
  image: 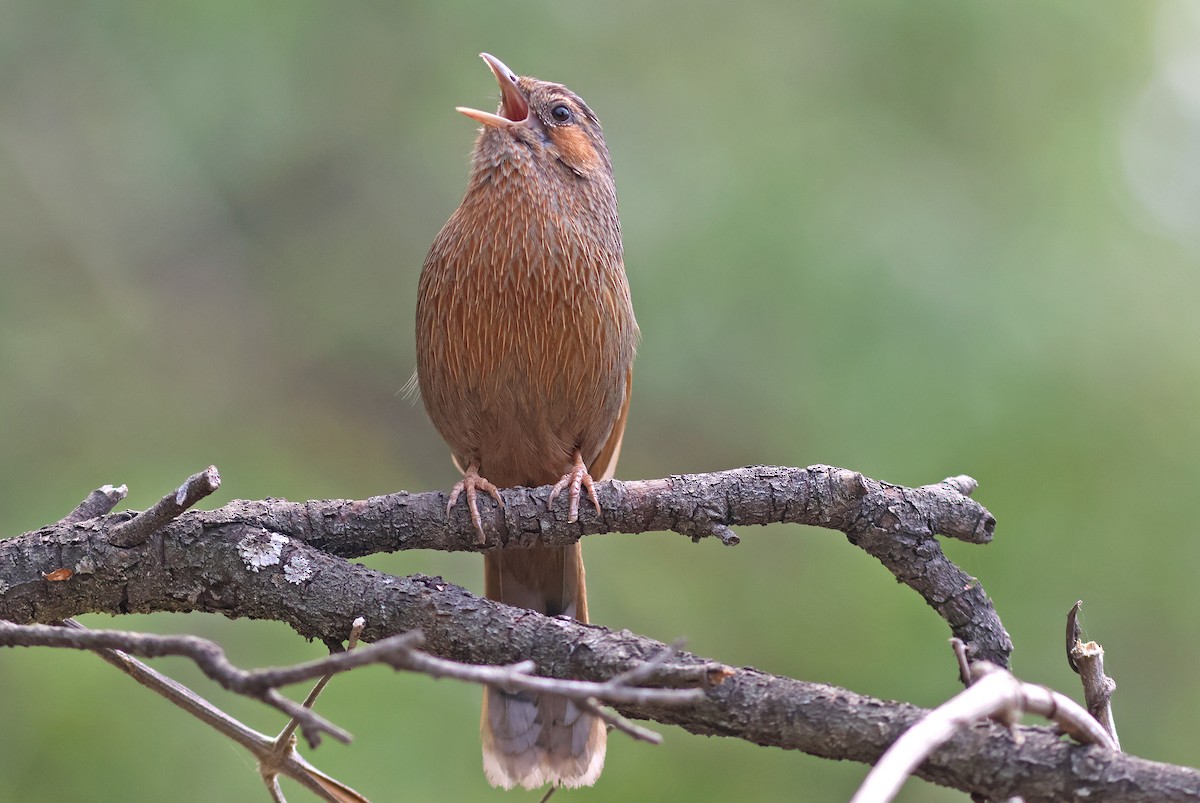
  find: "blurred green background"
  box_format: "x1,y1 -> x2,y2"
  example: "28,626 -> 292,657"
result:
3,1 -> 1200,800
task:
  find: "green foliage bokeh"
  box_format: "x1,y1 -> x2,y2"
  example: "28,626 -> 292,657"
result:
3,2 -> 1200,800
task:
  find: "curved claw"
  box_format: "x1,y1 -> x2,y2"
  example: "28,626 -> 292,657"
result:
548,452 -> 601,523
448,465 -> 504,544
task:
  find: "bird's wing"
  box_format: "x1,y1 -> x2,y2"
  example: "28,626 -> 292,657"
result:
591,365 -> 632,482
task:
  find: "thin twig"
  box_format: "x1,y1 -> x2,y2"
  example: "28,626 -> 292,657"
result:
109,465 -> 220,547
258,618 -> 373,802
274,617 -> 367,751
581,697 -> 663,744
391,641 -> 707,707
1067,601 -> 1120,750
5,610 -> 710,799
581,639 -> 728,743
58,484 -> 128,525
53,619 -> 358,802
0,617 -> 705,745
0,620 -> 350,746
602,638 -> 686,688
1066,599 -> 1083,673
950,638 -> 972,687
257,615 -> 375,801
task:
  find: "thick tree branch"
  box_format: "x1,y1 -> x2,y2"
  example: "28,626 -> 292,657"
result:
1,464 -> 1009,667
0,467 -> 1193,801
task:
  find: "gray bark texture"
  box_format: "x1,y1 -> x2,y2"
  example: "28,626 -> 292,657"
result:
2,464 -> 1196,801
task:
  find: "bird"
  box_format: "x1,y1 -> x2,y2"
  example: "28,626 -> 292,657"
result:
414,53 -> 637,790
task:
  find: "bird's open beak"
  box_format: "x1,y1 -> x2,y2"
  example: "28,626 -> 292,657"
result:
456,53 -> 530,128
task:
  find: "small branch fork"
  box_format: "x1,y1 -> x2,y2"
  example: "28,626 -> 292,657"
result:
55,617 -> 370,803
261,617 -> 370,803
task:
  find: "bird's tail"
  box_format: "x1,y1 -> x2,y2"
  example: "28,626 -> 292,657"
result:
481,543 -> 607,789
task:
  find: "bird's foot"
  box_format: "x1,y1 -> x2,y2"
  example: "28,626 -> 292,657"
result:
448,465 -> 504,544
548,451 -> 601,523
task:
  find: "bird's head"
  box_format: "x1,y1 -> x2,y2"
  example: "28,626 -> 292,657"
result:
457,53 -> 612,183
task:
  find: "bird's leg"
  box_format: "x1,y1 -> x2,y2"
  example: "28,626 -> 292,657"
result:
548,450 -> 601,523
447,463 -> 504,544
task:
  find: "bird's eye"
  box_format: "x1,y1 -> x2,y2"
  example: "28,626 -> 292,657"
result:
550,104 -> 573,124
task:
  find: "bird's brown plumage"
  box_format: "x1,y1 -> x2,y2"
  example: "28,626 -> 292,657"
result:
415,54 -> 637,789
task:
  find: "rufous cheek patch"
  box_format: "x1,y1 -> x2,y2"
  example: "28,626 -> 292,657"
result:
549,126 -> 603,175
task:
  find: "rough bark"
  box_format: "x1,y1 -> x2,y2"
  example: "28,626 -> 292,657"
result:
2,465 -> 1192,800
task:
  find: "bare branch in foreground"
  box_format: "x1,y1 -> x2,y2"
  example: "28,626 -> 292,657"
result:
0,618 -> 706,742
3,615 -> 708,801
262,616 -> 371,803
54,619 -> 364,803
0,619 -> 352,746
270,616 -> 367,759
850,660 -> 1116,803
1068,600 -> 1120,750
